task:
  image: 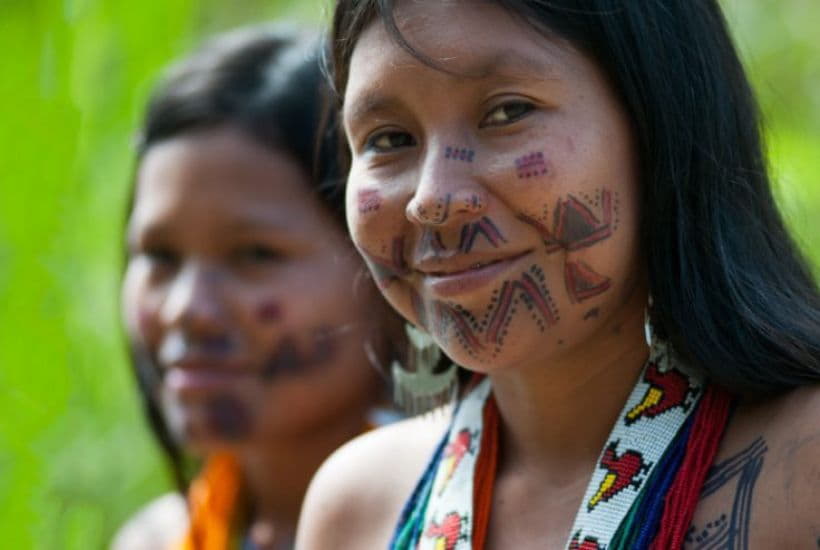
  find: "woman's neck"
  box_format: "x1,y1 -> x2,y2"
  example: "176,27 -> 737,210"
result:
490,289 -> 648,485
237,404 -> 370,549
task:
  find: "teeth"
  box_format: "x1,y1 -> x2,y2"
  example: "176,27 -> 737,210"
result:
472,263 -> 484,269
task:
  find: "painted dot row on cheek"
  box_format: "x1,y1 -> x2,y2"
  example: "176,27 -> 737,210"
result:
515,151 -> 548,179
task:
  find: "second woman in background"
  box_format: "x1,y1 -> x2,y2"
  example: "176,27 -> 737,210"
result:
114,25 -> 407,550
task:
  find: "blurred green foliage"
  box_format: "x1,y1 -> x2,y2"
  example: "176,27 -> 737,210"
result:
0,1 -> 817,548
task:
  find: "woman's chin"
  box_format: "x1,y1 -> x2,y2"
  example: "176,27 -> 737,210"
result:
164,395 -> 258,450
434,322 -> 561,375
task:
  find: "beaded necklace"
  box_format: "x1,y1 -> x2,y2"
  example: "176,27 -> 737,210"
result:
390,341 -> 732,550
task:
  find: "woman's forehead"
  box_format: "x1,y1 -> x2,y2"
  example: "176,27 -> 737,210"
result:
343,5 -> 574,123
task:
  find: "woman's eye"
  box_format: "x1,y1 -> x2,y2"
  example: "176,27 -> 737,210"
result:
480,101 -> 535,128
144,247 -> 179,268
365,130 -> 416,153
236,245 -> 282,264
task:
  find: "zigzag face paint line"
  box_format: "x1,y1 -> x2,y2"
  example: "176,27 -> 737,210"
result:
484,268 -> 557,347
444,146 -> 475,163
515,151 -> 548,179
434,301 -> 485,356
457,217 -> 507,253
430,265 -> 558,357
420,227 -> 447,258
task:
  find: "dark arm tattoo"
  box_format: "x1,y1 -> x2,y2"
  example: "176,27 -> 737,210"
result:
684,437 -> 768,549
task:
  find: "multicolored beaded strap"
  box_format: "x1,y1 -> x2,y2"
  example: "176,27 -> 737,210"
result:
389,341 -> 733,550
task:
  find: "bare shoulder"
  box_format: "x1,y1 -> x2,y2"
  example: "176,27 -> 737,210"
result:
110,492 -> 188,550
295,411 -> 450,550
687,384 -> 820,549
757,384 -> 820,524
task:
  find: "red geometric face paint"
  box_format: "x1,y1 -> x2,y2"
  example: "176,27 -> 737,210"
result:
564,260 -> 612,303
457,217 -> 507,253
518,189 -> 614,253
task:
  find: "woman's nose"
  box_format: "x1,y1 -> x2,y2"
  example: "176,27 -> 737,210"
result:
160,262 -> 228,335
405,146 -> 487,226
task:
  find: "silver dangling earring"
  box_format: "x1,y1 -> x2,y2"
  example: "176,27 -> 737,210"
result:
391,323 -> 458,415
644,295 -> 654,348
645,294 -> 671,371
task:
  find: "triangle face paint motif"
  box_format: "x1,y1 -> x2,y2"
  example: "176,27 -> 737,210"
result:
564,260 -> 612,303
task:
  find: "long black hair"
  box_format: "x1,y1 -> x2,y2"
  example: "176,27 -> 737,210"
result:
327,0 -> 820,395
127,24 -> 341,490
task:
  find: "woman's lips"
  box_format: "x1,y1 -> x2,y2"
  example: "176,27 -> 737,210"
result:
422,251 -> 531,297
165,367 -> 253,397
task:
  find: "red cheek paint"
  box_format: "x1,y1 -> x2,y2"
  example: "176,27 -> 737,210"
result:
357,189 -> 382,214
515,151 -> 548,179
257,300 -> 284,323
564,261 -> 612,303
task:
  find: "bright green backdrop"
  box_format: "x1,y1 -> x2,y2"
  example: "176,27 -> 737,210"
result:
0,1 -> 817,548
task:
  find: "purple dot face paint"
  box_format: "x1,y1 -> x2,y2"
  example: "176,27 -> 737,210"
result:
205,394 -> 253,440
357,188 -> 382,214
515,151 -> 548,179
257,300 -> 284,323
444,146 -> 475,162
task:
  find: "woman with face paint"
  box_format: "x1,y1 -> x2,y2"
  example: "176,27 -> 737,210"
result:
296,2 -> 820,549
114,25 -> 406,550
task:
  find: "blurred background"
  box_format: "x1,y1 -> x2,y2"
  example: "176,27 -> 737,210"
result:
0,0 -> 817,547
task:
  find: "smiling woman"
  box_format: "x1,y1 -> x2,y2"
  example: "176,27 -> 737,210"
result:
295,1 -> 820,549
113,24 -> 407,550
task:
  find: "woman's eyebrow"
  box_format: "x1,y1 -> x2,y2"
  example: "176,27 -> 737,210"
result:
453,49 -> 559,82
222,211 -> 294,233
344,93 -> 404,128
345,49 -> 558,117
343,49 -> 558,127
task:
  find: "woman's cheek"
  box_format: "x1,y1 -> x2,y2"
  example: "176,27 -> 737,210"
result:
346,183 -> 419,326
122,264 -> 156,344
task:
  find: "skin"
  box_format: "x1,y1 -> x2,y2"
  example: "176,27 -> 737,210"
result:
121,127 -> 389,549
296,2 -> 820,549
